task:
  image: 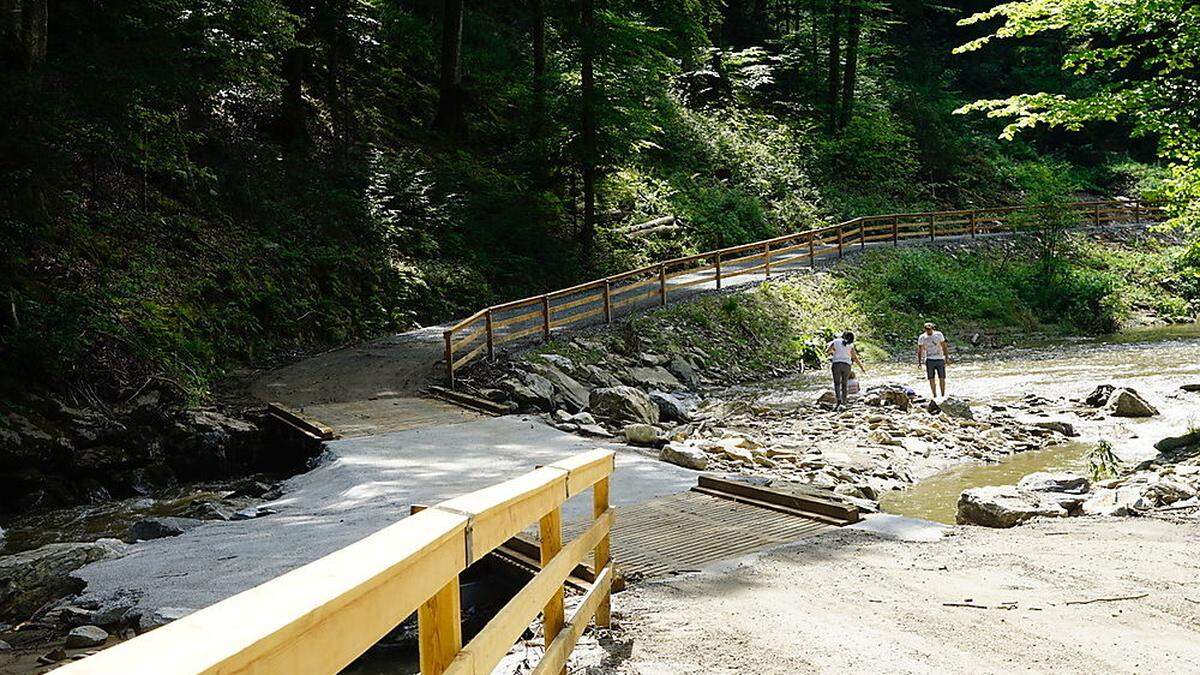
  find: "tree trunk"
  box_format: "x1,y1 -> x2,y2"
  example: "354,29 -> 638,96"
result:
434,0 -> 466,135
838,0 -> 860,131
1,0 -> 21,66
532,0 -> 545,116
280,45 -> 309,144
20,0 -> 46,71
826,0 -> 841,135
580,0 -> 597,260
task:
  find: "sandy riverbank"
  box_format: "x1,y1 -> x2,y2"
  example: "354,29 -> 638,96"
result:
595,512 -> 1200,674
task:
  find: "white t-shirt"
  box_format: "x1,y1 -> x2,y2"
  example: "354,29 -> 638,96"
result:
918,331 -> 946,361
829,338 -> 853,364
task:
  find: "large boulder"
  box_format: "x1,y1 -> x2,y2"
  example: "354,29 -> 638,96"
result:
1033,421 -> 1077,437
931,396 -> 974,420
649,391 -> 693,423
666,354 -> 700,388
128,517 -> 204,541
501,371 -> 556,412
625,366 -> 683,391
0,540 -> 128,622
1080,486 -> 1144,517
589,387 -> 659,425
659,443 -> 708,470
956,486 -> 1068,528
1017,472 -> 1090,495
1105,388 -> 1158,417
528,363 -> 590,413
65,625 -> 109,648
622,424 -> 659,447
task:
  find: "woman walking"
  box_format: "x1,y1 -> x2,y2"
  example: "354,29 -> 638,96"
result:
827,330 -> 866,408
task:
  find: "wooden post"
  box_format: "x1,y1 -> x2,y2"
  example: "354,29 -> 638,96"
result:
714,252 -> 722,289
763,243 -> 771,279
443,330 -> 455,389
1133,201 -> 1141,224
969,211 -> 977,239
592,476 -> 611,627
808,234 -> 815,268
485,311 -> 494,361
602,280 -> 611,323
1093,203 -> 1100,227
836,227 -> 843,258
418,579 -> 462,675
541,296 -> 551,342
659,264 -> 667,306
928,213 -> 935,241
539,506 -> 566,675
892,216 -> 898,246
859,220 -> 866,250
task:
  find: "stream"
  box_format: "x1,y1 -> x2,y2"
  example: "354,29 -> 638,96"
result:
734,323 -> 1200,524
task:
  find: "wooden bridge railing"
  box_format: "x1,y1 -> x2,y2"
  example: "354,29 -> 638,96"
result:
57,449 -> 616,675
443,198 -> 1162,386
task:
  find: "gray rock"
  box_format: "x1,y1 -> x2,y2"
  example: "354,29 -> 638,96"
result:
0,539 -> 128,622
65,625 -> 108,648
666,354 -> 700,388
581,365 -> 622,388
625,366 -> 683,391
1085,384 -> 1117,407
932,396 -> 974,420
659,443 -> 708,470
138,607 -> 192,631
540,354 -> 577,373
956,486 -> 1067,528
502,371 -> 556,412
1081,486 -> 1143,516
1181,383 -> 1200,393
622,424 -> 658,447
129,517 -> 203,541
589,386 -> 659,425
529,363 -> 590,413
1017,471 -> 1090,495
649,391 -> 693,423
181,501 -> 232,521
232,506 -> 277,520
576,424 -> 613,439
1105,388 -> 1158,417
1033,421 -> 1077,437
566,412 -> 597,426
0,639 -> 11,652
1154,430 -> 1200,453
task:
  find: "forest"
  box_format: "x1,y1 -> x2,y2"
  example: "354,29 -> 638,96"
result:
0,0 -> 1196,401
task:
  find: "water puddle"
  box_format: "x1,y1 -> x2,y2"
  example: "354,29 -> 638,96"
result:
879,441 -> 1091,524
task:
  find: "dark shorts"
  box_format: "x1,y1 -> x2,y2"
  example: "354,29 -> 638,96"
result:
926,359 -> 946,380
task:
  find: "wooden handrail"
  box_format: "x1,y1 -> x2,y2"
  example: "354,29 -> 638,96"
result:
56,449 -> 617,675
443,198 -> 1157,386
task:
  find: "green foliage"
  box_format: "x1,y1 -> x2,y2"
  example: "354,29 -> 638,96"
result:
1087,440 -> 1123,481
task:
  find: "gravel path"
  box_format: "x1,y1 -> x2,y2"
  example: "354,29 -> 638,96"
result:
597,513 -> 1200,674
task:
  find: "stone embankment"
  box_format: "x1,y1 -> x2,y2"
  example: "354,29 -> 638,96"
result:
958,384 -> 1200,527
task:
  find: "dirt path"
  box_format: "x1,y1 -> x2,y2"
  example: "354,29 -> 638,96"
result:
598,513 -> 1200,674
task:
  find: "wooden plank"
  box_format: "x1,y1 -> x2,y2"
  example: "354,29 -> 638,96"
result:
419,579 -> 463,675
665,262 -> 716,280
611,288 -> 660,309
549,305 -> 605,329
491,308 -> 543,331
266,402 -> 336,441
592,477 -> 611,627
551,290 -> 604,313
495,322 -> 545,345
531,565 -> 613,675
549,449 -> 615,497
436,466 -> 569,564
54,508 -> 468,675
696,475 -> 859,524
444,512 -> 613,675
451,340 -> 488,370
539,507 -> 566,675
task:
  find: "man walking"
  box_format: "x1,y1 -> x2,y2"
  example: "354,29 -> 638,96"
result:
917,322 -> 949,399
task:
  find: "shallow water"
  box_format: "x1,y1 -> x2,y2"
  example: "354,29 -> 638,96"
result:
746,323 -> 1200,524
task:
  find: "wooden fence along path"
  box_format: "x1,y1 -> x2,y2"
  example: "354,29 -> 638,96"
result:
57,449 -> 616,675
444,198 -> 1161,386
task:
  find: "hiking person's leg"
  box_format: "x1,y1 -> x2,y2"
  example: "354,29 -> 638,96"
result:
926,360 -> 938,398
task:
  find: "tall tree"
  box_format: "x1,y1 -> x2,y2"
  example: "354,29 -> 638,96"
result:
838,0 -> 861,130
826,0 -> 841,134
531,0 -> 546,118
579,0 -> 597,258
434,0 -> 466,134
